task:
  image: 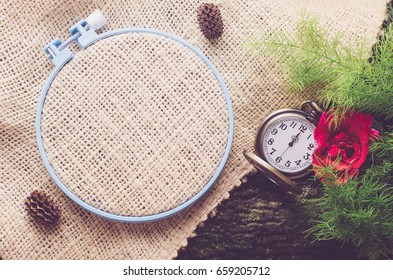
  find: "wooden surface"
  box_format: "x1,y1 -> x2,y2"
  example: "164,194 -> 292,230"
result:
177,173 -> 361,260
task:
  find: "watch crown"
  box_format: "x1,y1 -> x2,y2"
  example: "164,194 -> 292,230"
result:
301,101 -> 324,125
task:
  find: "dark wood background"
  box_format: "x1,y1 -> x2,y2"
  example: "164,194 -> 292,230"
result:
177,174 -> 361,259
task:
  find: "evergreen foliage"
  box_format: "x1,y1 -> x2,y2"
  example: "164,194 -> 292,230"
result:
246,12 -> 393,259
246,13 -> 393,121
370,130 -> 393,159
308,158 -> 393,259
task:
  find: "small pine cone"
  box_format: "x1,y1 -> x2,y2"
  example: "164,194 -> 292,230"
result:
197,3 -> 224,40
25,190 -> 61,226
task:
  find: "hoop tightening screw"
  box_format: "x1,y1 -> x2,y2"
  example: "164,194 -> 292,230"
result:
44,10 -> 107,66
46,31 -> 83,60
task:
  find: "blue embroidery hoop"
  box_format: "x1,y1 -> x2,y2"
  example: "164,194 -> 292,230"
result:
35,11 -> 234,223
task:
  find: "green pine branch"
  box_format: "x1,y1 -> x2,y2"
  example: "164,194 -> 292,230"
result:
307,165 -> 393,259
370,130 -> 393,159
245,13 -> 393,120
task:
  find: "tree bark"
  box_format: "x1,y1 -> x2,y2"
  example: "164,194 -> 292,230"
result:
177,173 -> 361,260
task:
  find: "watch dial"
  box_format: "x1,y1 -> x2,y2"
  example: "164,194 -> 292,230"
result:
262,115 -> 316,174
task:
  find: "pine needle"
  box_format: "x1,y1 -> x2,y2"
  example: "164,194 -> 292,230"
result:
245,14 -> 393,121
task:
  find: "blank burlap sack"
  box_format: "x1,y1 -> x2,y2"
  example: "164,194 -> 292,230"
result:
0,0 -> 388,259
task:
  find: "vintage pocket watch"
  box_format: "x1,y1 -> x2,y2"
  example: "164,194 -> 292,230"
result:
244,101 -> 324,194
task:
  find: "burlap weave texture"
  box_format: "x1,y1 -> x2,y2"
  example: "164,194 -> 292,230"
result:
0,0 -> 388,259
41,32 -> 230,217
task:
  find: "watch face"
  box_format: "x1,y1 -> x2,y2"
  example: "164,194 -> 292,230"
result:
259,112 -> 316,176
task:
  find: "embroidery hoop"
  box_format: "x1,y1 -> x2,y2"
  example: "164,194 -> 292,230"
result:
35,11 -> 234,223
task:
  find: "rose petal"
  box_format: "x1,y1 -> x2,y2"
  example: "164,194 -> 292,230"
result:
346,111 -> 372,132
370,128 -> 380,141
327,145 -> 339,158
314,112 -> 332,145
331,132 -> 350,144
311,109 -> 378,186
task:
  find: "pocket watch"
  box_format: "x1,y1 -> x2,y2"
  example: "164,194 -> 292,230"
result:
244,101 -> 324,194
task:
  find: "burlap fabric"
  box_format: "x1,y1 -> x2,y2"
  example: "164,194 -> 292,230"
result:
0,0 -> 388,259
41,32 -> 230,217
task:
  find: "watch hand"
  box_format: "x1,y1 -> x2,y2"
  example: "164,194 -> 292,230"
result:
280,146 -> 290,157
289,132 -> 301,147
281,132 -> 302,158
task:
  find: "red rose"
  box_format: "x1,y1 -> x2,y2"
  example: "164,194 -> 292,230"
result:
312,110 -> 379,185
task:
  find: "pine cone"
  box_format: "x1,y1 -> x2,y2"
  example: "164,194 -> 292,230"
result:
25,190 -> 61,226
197,3 -> 224,40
